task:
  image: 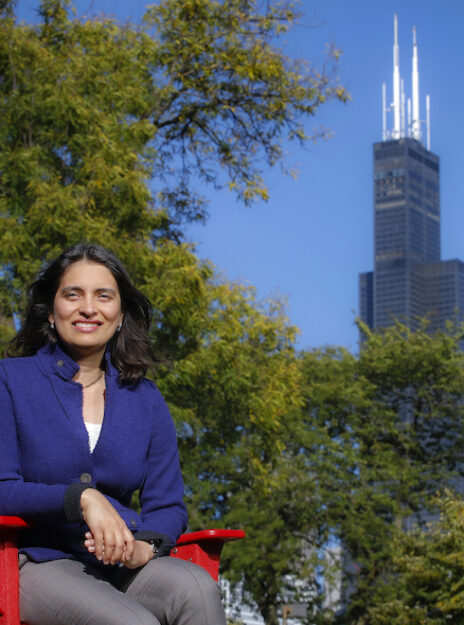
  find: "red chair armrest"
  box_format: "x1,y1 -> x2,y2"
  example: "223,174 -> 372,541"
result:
176,528 -> 245,546
0,516 -> 31,529
171,529 -> 245,581
0,516 -> 30,625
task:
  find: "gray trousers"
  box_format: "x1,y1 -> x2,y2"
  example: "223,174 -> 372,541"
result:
19,555 -> 227,625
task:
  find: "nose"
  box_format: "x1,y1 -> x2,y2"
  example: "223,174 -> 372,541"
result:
79,296 -> 97,317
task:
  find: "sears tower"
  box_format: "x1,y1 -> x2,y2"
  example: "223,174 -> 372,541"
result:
359,15 -> 464,332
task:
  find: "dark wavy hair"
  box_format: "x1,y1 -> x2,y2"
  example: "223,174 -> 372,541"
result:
14,243 -> 153,384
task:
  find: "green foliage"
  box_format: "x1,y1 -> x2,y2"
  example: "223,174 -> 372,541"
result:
0,0 -> 348,323
151,277 -> 315,625
336,322 -> 464,625
0,314 -> 15,352
160,282 -> 303,521
356,320 -> 464,514
367,493 -> 464,625
145,0 -> 348,204
166,320 -> 464,625
279,322 -> 464,625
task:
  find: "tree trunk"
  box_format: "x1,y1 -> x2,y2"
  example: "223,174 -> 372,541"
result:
262,602 -> 279,625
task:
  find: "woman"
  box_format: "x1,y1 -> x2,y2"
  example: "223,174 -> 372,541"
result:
0,243 -> 226,625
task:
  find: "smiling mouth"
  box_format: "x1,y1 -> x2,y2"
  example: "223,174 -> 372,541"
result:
73,321 -> 102,329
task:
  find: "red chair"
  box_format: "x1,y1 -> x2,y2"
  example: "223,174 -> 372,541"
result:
0,515 -> 244,625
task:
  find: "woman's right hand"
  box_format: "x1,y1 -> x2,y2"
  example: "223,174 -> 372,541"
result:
80,488 -> 135,565
84,533 -> 154,569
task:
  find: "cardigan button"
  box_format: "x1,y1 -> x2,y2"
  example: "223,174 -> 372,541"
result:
80,473 -> 92,484
57,359 -> 64,367
130,519 -> 137,528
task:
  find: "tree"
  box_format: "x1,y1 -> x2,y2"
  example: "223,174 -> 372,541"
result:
334,322 -> 464,625
276,321 -> 464,625
367,493 -> 464,625
158,281 -> 307,625
159,315 -> 464,625
0,0 -> 348,336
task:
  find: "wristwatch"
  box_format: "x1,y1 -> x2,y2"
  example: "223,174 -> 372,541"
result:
138,533 -> 174,558
145,538 -> 160,558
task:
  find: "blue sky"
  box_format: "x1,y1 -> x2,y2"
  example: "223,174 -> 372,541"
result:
16,0 -> 464,351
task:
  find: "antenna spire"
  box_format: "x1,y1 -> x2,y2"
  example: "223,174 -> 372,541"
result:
382,15 -> 431,149
392,14 -> 401,138
411,26 -> 421,141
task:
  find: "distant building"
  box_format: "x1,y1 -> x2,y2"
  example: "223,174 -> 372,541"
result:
359,16 -> 464,333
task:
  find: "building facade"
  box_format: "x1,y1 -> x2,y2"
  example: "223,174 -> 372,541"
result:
359,19 -> 463,333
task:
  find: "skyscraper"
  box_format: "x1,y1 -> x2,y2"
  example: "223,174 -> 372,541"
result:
359,16 -> 464,333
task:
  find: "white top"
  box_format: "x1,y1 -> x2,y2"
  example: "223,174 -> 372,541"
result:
84,421 -> 102,453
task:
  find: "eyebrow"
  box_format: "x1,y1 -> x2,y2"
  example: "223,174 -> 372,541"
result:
60,286 -> 117,295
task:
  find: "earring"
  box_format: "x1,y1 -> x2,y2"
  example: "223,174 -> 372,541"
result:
117,322 -> 122,332
50,321 -> 55,330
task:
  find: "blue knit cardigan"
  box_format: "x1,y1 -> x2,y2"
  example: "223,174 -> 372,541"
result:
0,342 -> 187,564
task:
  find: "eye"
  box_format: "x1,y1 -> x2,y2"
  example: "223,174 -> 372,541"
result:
65,291 -> 79,299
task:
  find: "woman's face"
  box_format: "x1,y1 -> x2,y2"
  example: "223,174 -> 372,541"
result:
48,259 -> 123,362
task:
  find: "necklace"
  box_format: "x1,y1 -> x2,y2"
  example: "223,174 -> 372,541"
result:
82,370 -> 105,389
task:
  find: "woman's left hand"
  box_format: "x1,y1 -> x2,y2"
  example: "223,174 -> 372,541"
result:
84,532 -> 154,569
